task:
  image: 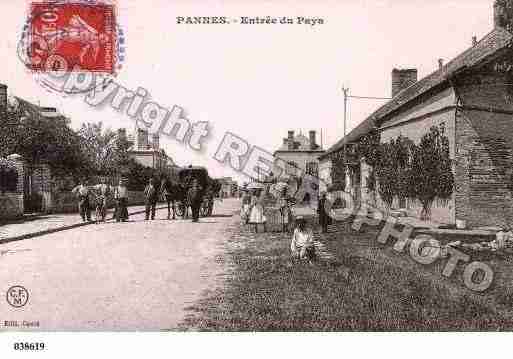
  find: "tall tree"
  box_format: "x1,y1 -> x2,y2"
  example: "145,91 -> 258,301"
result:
0,99 -> 90,178
409,126 -> 454,220
78,122 -> 117,175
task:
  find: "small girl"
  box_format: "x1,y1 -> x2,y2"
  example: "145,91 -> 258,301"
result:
249,190 -> 266,233
290,216 -> 315,264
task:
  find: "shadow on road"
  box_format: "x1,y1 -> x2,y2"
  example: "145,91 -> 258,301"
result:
207,214 -> 234,218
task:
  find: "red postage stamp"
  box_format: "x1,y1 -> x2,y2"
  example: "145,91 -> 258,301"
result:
28,1 -> 116,73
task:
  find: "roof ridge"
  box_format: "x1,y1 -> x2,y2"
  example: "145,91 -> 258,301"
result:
322,27 -> 513,159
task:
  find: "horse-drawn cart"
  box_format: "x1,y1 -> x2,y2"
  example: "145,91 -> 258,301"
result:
177,166 -> 220,218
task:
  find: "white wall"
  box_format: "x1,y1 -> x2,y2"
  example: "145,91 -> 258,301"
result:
376,88 -> 457,224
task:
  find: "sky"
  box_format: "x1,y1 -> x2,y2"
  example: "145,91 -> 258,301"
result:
1,0 -> 493,183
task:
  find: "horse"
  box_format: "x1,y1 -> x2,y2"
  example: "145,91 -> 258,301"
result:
160,179 -> 186,220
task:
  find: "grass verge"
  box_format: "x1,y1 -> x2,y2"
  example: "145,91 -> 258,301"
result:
180,220 -> 513,331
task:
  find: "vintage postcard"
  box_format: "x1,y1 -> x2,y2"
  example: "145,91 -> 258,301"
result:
1,0 -> 513,354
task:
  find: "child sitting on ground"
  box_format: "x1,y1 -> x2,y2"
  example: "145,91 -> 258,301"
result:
290,216 -> 316,264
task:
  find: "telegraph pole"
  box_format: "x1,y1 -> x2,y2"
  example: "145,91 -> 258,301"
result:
342,87 -> 349,175
340,88 -> 389,167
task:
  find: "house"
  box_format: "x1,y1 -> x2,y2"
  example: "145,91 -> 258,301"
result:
125,123 -> 176,173
274,130 -> 324,178
273,130 -> 325,203
320,0 -> 513,227
273,130 -> 325,178
218,177 -> 238,197
0,83 -> 72,215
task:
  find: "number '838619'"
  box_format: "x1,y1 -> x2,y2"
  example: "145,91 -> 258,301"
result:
13,342 -> 45,351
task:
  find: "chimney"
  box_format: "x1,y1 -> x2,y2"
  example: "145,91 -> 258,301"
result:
494,0 -> 513,30
391,68 -> 418,98
472,36 -> 478,46
438,58 -> 444,69
287,130 -> 294,150
0,83 -> 7,115
152,133 -> 159,150
309,130 -> 317,150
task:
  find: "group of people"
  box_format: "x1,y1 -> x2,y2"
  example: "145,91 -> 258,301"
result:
72,178 -> 130,223
239,187 -> 334,265
71,177 -> 181,223
240,187 -> 295,233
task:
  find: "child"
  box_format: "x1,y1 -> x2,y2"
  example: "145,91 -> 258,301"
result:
249,190 -> 266,233
290,216 -> 316,264
241,190 -> 251,225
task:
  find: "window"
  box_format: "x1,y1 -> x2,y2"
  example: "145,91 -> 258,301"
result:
306,162 -> 318,177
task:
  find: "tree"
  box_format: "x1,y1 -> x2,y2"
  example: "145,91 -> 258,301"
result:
329,151 -> 347,191
374,135 -> 413,211
0,103 -> 91,178
78,122 -> 117,176
123,159 -> 157,191
409,126 -> 454,220
357,128 -> 381,192
112,128 -> 133,174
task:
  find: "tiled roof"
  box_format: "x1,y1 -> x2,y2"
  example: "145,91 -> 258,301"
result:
14,97 -> 64,118
321,27 -> 513,160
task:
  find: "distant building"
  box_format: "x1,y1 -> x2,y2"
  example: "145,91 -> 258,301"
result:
273,130 -> 325,178
125,123 -> 176,173
273,130 -> 325,203
218,177 -> 238,197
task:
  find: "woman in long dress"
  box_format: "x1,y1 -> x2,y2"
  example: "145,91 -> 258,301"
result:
241,190 -> 251,225
249,190 -> 266,233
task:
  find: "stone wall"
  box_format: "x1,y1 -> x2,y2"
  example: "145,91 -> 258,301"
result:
454,108 -> 513,227
451,63 -> 513,227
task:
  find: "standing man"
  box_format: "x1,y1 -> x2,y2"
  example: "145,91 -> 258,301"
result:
317,192 -> 330,233
241,189 -> 252,225
144,178 -> 159,220
72,179 -> 91,222
93,177 -> 112,222
189,178 -> 203,223
114,179 -> 129,222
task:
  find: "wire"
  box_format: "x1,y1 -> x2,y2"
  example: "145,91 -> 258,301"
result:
348,95 -> 392,100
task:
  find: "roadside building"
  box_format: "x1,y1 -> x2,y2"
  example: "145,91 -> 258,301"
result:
126,123 -> 176,173
3,90 -> 67,214
218,177 -> 238,197
273,130 -> 325,203
321,0 -> 513,227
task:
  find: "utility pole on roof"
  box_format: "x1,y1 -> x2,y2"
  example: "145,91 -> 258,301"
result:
342,87 -> 349,169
